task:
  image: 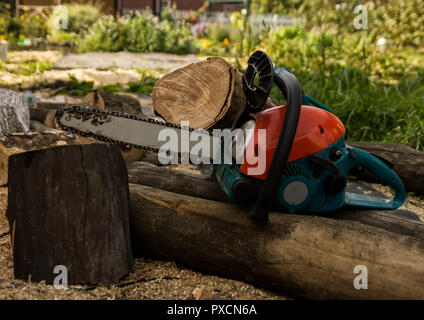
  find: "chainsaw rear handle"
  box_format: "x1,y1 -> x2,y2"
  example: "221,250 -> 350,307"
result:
249,67 -> 302,222
344,147 -> 406,210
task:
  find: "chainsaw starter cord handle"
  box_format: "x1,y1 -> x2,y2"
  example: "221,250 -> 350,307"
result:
249,68 -> 302,222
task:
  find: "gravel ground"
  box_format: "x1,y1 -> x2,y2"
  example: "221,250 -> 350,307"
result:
0,51 -> 202,87
0,187 -> 287,300
53,52 -> 201,72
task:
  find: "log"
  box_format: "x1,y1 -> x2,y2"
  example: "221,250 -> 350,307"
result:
29,107 -> 58,129
6,143 -> 133,284
82,90 -> 144,116
129,183 -> 424,299
348,141 -> 424,196
128,162 -> 424,299
0,89 -> 30,135
127,161 -> 422,229
153,57 -> 279,129
30,120 -> 50,131
127,162 -> 228,202
29,107 -> 51,123
0,131 -> 83,186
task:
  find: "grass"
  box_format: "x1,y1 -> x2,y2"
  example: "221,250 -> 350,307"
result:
54,72 -> 160,97
0,59 -> 52,76
269,64 -> 424,150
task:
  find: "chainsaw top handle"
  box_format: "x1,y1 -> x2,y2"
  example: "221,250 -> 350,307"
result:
248,66 -> 303,222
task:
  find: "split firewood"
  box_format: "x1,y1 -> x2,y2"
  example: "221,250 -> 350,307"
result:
348,141 -> 424,196
128,182 -> 424,299
153,57 -> 279,129
0,89 -> 30,135
6,143 -> 133,284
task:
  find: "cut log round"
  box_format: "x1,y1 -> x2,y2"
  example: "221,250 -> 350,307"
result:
348,141 -> 424,196
153,57 -> 279,129
6,143 -> 133,284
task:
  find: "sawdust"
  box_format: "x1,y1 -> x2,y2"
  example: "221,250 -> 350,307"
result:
0,187 -> 286,300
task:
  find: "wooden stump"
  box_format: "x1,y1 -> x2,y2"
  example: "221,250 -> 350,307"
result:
0,131 -> 83,186
153,57 -> 279,129
6,143 -> 133,285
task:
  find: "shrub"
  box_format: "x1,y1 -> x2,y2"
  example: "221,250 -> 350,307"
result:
252,0 -> 424,48
77,16 -> 124,52
124,13 -> 166,52
257,24 -> 424,149
123,13 -> 193,54
19,12 -> 48,38
160,20 -> 193,54
48,5 -> 103,42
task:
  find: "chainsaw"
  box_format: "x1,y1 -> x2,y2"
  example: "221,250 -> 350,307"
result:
56,51 -> 406,222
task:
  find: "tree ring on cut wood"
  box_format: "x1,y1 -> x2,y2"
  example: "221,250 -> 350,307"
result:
153,57 -> 241,129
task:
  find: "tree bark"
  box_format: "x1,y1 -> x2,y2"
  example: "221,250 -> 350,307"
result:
127,162 -> 229,203
128,183 -> 424,299
6,143 -> 133,285
348,141 -> 424,195
153,57 -> 279,129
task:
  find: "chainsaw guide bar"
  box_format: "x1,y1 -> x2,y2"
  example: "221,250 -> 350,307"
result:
55,105 -> 221,162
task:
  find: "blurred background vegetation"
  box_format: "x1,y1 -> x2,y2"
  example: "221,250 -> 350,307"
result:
0,0 -> 423,148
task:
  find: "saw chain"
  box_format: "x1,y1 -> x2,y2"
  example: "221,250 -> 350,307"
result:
55,105 -> 218,162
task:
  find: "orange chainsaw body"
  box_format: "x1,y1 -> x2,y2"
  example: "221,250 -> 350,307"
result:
240,105 -> 346,180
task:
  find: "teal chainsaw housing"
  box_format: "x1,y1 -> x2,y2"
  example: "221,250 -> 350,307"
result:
213,136 -> 406,213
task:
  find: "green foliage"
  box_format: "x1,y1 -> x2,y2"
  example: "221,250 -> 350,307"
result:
78,12 -> 194,54
126,68 -> 159,94
259,25 -> 424,149
62,75 -> 95,97
252,0 -> 424,48
77,17 -> 125,52
0,3 -> 48,39
0,59 -> 52,76
124,13 -> 165,52
48,5 -> 102,42
159,20 -> 193,54
19,14 -> 48,38
209,24 -> 231,43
